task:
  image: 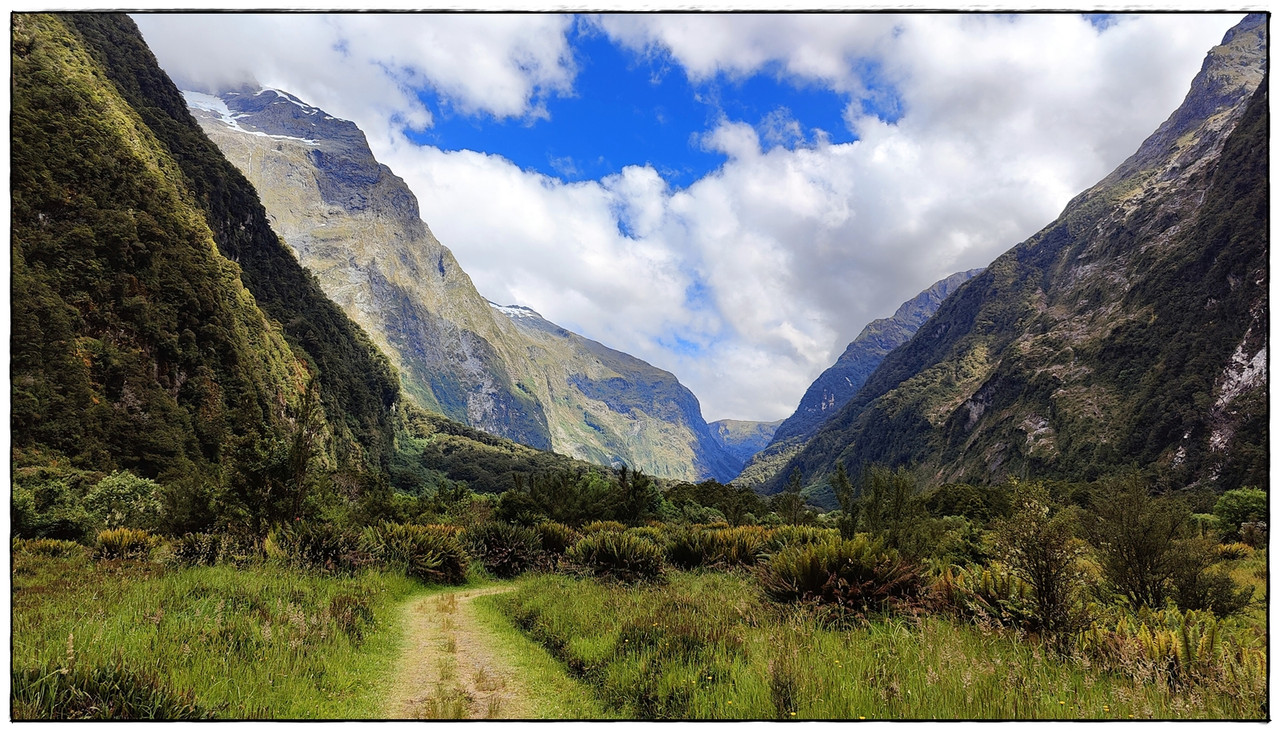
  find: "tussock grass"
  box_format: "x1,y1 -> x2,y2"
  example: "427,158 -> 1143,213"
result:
12,550 -> 418,718
499,571 -> 1265,720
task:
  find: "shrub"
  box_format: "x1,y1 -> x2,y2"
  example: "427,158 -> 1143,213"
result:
624,525 -> 669,549
993,482 -> 1088,635
706,526 -> 772,567
1169,537 -> 1254,617
759,535 -> 924,622
169,533 -> 222,567
11,662 -> 212,720
1212,488 -> 1266,539
12,537 -> 84,557
361,522 -> 468,585
768,525 -> 838,550
566,531 -> 665,583
84,471 -> 162,532
460,521 -> 545,578
535,521 -> 581,556
581,520 -> 627,535
1239,521 -> 1267,548
1087,475 -> 1187,610
666,527 -> 719,569
934,565 -> 1037,629
1217,542 -> 1253,561
268,523 -> 367,573
94,528 -> 159,561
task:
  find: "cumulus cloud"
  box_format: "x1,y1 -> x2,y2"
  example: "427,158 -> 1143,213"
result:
132,13 -> 1242,421
133,13 -> 575,147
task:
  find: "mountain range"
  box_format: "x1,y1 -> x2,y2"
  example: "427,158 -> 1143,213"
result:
186,88 -> 741,483
11,12 -> 1268,522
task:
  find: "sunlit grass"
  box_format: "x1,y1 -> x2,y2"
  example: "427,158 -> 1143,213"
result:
499,570 -> 1266,720
11,549 -> 418,718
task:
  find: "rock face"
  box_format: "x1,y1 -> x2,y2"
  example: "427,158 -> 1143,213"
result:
736,270 -> 980,488
708,419 -> 784,467
191,91 -> 739,481
767,14 -> 1268,496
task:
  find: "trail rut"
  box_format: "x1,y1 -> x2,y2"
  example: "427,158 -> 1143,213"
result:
386,586 -> 530,719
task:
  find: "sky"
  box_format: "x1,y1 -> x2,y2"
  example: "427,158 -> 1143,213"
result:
131,11 -> 1243,422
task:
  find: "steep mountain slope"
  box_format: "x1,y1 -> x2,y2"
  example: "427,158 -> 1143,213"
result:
709,419 -> 784,466
494,304 -> 740,481
58,14 -> 401,475
11,13 -> 368,531
736,270 -> 981,487
188,91 -> 739,482
12,11 -> 616,532
770,15 -> 1267,495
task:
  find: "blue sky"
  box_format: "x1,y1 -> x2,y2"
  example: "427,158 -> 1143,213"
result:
406,21 -> 859,188
135,13 -> 1244,421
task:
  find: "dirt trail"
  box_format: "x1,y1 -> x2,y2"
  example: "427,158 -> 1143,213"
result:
386,586 -> 532,720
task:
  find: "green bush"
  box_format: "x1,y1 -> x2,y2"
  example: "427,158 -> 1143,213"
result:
460,521 -> 545,578
267,523 -> 367,573
666,527 -> 719,569
624,525 -> 669,548
12,662 -> 212,720
12,537 -> 85,557
1169,537 -> 1254,617
1212,488 -> 1266,539
535,521 -> 581,556
581,520 -> 627,535
566,531 -> 665,583
84,471 -> 163,532
768,525 -> 838,550
361,522 -> 469,585
168,533 -> 222,567
1217,542 -> 1253,561
94,528 -> 160,561
934,565 -> 1037,629
759,535 -> 924,621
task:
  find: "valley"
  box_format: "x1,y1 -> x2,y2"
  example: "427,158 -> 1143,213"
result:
9,11 -> 1269,722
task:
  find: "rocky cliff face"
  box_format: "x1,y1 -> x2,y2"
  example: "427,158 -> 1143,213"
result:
769,15 -> 1267,495
736,269 -> 980,487
190,91 -> 739,481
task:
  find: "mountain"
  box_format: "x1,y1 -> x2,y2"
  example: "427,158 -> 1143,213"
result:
736,269 -> 981,487
709,419 -> 784,467
768,15 -> 1267,496
187,89 -> 740,482
12,13 -> 400,531
12,12 -> 620,533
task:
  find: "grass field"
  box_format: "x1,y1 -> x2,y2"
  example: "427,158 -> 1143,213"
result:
498,570 -> 1267,720
11,546 -> 418,719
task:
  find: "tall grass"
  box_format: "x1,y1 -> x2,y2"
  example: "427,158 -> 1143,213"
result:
12,549 -> 419,718
498,571 -> 1265,720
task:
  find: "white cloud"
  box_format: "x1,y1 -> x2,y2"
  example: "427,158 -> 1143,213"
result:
133,13 -> 1245,422
133,13 -> 575,148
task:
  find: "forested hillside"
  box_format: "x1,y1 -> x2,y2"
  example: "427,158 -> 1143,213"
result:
770,16 -> 1267,496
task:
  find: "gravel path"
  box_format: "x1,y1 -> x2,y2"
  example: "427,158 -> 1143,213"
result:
386,586 -> 531,719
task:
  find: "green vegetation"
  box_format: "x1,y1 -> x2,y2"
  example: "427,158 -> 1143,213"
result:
500,571 -> 1262,719
11,544 -> 419,719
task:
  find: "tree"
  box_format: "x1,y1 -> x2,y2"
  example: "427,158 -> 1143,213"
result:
993,480 -> 1087,636
831,463 -> 857,539
771,468 -> 808,525
84,470 -> 163,532
857,465 -> 924,553
1212,487 -> 1267,540
1087,474 -> 1187,609
613,465 -> 660,526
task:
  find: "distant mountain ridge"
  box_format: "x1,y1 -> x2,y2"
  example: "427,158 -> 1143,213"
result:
190,89 -> 743,482
736,269 -> 981,488
768,14 -> 1268,497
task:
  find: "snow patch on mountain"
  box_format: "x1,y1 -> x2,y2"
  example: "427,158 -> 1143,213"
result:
182,90 -> 319,145
488,301 -> 542,320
